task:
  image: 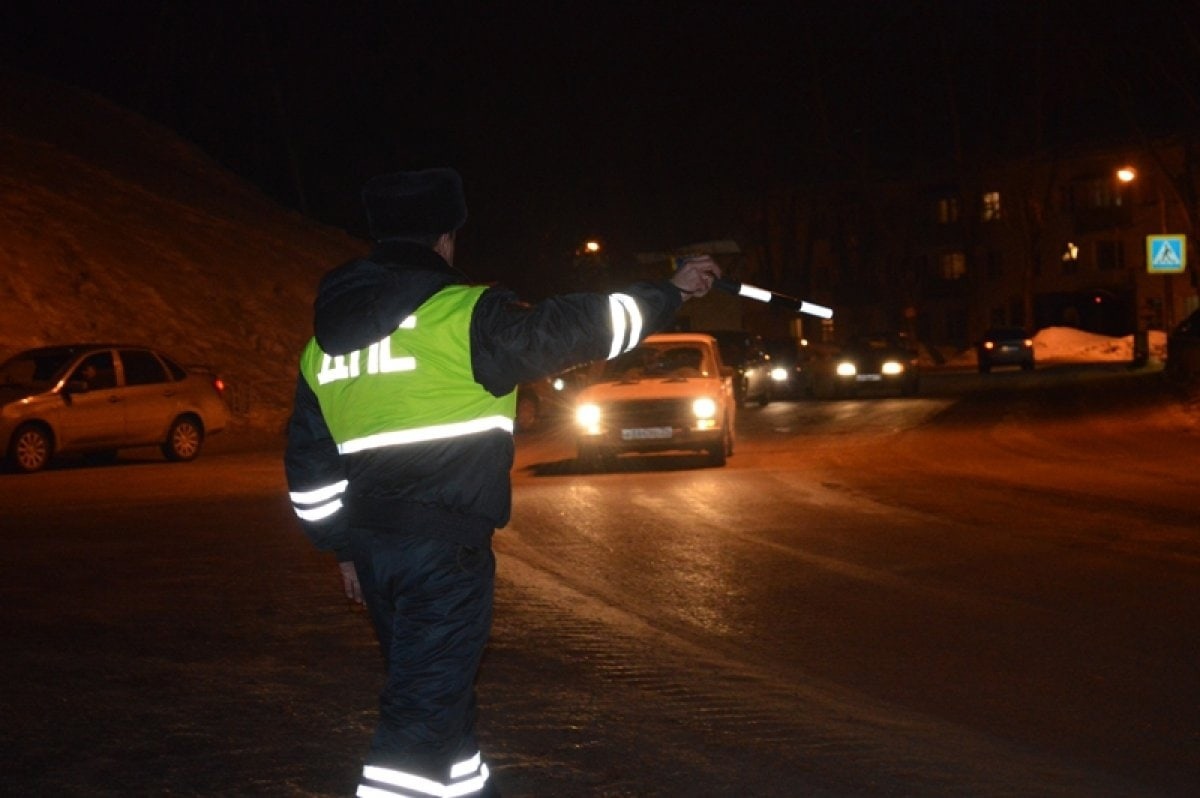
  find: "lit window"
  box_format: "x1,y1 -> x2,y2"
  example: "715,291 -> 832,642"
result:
939,251 -> 966,280
981,191 -> 1002,221
936,196 -> 960,224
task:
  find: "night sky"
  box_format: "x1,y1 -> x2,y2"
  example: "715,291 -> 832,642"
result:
4,1 -> 1198,292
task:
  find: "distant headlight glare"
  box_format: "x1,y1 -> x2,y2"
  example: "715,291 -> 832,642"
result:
770,366 -> 789,382
836,361 -> 857,377
881,361 -> 904,375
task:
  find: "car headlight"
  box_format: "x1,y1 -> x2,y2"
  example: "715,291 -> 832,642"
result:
692,396 -> 717,420
836,361 -> 857,377
770,366 -> 789,382
881,360 -> 904,375
575,403 -> 602,432
551,377 -> 566,391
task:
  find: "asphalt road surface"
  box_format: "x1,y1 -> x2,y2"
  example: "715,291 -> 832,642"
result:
2,364 -> 1197,796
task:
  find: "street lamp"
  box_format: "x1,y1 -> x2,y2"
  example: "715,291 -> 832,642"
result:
574,239 -> 609,290
1116,164 -> 1177,329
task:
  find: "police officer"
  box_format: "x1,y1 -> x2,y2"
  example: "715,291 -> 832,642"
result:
284,168 -> 719,797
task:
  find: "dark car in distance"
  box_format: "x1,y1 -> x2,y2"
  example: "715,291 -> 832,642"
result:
813,332 -> 920,398
515,362 -> 591,432
976,327 -> 1035,373
763,336 -> 812,399
1166,308 -> 1200,380
707,330 -> 772,406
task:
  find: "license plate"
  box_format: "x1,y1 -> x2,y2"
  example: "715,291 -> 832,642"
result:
855,374 -> 882,382
622,426 -> 673,440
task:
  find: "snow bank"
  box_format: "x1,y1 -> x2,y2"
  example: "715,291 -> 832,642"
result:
938,327 -> 1169,368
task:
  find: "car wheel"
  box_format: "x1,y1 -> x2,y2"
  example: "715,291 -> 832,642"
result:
1021,360 -> 1034,371
757,386 -> 770,407
707,417 -> 732,466
978,362 -> 991,374
162,416 -> 204,462
9,423 -> 53,473
706,440 -> 727,467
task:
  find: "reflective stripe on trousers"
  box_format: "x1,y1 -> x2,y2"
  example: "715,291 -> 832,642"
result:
353,534 -> 496,798
357,752 -> 490,797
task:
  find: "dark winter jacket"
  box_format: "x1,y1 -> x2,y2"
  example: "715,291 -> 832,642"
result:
284,240 -> 684,558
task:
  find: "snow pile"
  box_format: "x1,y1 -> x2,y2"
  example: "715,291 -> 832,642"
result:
1033,326 -> 1168,362
938,327 -> 1169,368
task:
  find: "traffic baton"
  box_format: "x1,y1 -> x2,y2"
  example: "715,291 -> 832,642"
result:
713,277 -> 834,319
673,256 -> 833,318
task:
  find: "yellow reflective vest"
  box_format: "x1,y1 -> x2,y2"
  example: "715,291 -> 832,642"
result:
299,284 -> 516,455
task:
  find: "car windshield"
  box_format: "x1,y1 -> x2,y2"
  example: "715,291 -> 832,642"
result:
599,343 -> 712,381
0,349 -> 77,389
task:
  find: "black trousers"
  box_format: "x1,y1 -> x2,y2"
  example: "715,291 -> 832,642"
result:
351,528 -> 496,791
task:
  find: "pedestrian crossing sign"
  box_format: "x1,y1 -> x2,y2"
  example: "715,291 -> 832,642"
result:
1146,234 -> 1186,273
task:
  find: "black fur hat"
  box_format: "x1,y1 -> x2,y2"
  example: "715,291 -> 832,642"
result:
362,168 -> 468,242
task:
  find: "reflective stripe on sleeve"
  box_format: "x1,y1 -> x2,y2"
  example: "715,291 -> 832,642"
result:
289,479 -> 348,522
337,415 -> 514,455
294,499 -> 343,522
607,292 -> 643,359
289,480 -> 349,505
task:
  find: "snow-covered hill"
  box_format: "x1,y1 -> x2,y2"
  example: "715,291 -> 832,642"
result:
0,69 -> 362,431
